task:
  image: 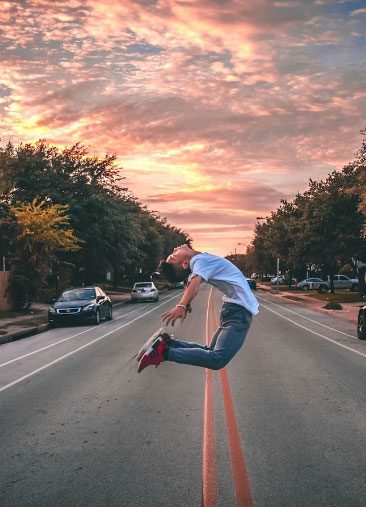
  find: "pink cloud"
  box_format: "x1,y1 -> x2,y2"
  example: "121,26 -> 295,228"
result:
0,0 -> 365,255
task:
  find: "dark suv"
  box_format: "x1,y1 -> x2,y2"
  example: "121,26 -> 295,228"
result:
48,287 -> 112,326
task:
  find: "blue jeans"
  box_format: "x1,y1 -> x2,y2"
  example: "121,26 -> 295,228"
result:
168,303 -> 252,370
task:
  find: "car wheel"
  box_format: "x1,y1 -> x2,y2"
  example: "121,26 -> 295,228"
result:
357,322 -> 366,340
351,284 -> 359,292
318,285 -> 328,294
106,305 -> 113,320
302,285 -> 310,291
357,310 -> 366,340
93,309 -> 100,325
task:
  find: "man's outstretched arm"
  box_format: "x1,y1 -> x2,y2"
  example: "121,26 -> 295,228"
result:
161,275 -> 202,326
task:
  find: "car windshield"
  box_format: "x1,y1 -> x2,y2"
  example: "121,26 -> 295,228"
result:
59,288 -> 96,301
135,283 -> 152,288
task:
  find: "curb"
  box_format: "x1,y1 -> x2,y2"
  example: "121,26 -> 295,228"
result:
0,323 -> 50,345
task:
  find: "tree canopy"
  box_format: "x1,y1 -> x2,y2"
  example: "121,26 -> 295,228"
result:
0,140 -> 191,295
242,130 -> 366,294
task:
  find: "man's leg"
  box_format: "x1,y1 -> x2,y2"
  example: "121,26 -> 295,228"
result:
168,311 -> 252,370
169,321 -> 223,351
169,338 -> 209,350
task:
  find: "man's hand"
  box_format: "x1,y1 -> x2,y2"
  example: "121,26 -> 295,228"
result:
161,305 -> 188,326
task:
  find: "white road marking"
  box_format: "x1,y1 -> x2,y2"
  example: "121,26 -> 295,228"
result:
0,304 -> 147,369
257,294 -> 358,339
0,293 -> 180,380
259,301 -> 366,359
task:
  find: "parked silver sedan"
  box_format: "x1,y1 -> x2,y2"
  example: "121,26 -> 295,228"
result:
131,282 -> 159,302
297,277 -> 328,292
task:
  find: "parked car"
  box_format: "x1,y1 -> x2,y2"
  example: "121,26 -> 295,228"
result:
357,305 -> 366,340
329,275 -> 359,291
48,286 -> 112,326
246,278 -> 257,290
169,281 -> 185,289
297,278 -> 329,293
131,282 -> 159,302
271,275 -> 297,285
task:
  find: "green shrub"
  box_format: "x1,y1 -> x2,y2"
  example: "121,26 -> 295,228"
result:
323,302 -> 343,310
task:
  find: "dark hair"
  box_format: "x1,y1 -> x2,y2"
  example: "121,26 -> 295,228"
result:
158,260 -> 191,283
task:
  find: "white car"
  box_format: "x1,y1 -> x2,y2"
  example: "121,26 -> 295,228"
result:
271,275 -> 297,284
131,282 -> 159,302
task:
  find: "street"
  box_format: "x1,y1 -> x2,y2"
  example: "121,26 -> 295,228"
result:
0,285 -> 366,506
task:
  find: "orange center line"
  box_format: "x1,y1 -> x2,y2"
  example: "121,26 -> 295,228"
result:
202,287 -> 218,507
211,302 -> 253,507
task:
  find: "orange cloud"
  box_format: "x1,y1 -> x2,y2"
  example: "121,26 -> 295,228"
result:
1,0 -> 365,255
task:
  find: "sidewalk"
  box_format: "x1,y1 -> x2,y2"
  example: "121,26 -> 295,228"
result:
257,283 -> 363,324
0,292 -> 131,345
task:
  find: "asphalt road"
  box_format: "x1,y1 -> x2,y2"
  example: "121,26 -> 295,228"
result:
0,286 -> 365,506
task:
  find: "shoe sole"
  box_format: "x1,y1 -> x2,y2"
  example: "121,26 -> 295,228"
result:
137,327 -> 164,362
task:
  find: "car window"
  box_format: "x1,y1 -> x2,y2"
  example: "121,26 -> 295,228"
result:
59,288 -> 96,301
135,283 -> 153,288
339,276 -> 348,281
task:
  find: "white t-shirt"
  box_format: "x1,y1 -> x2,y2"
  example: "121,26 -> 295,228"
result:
189,253 -> 259,315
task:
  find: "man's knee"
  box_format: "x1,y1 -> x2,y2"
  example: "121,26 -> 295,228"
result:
210,354 -> 230,370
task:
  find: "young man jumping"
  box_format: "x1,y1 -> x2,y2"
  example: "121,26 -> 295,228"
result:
137,244 -> 259,373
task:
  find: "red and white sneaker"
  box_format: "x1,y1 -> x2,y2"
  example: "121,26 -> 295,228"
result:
136,328 -> 172,362
137,338 -> 170,373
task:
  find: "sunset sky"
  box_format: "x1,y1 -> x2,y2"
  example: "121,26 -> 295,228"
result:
1,0 -> 366,256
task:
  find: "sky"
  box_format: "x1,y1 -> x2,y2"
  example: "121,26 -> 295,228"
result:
1,0 -> 366,256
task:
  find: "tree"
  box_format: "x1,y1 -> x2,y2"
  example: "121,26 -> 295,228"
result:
298,169 -> 363,291
251,221 -> 277,278
345,130 -> 366,297
0,140 -> 191,287
0,203 -> 18,268
250,161 -> 364,289
8,198 -> 80,305
348,129 -> 366,220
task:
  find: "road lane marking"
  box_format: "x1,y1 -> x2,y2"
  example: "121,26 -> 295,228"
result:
0,294 -> 178,369
211,304 -> 253,507
0,294 -> 181,393
257,294 -> 358,339
259,301 -> 366,359
202,287 -> 218,507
